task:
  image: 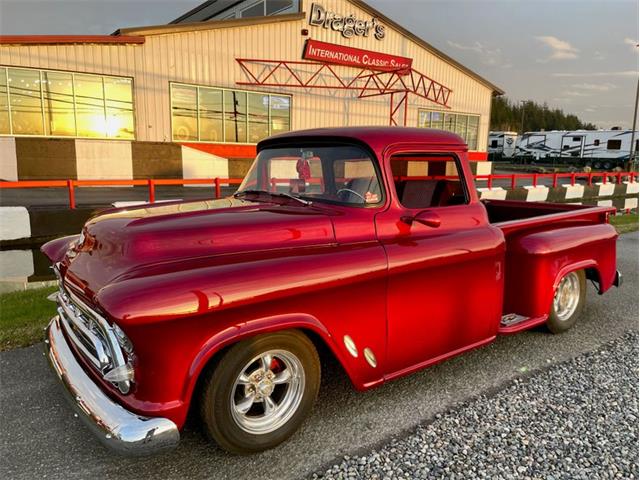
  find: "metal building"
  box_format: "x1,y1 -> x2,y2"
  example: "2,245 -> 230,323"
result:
0,0 -> 502,181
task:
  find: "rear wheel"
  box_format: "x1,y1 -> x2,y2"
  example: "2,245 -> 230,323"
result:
546,270 -> 586,333
200,330 -> 320,454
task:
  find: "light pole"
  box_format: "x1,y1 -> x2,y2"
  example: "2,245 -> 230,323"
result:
629,79 -> 638,170
520,100 -> 526,134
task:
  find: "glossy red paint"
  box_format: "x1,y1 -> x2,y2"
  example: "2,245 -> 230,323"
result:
42,127 -> 619,430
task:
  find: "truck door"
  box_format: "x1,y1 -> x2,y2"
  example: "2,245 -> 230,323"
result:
375,148 -> 505,377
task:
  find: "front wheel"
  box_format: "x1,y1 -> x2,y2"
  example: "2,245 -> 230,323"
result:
546,270 -> 586,333
200,330 -> 320,454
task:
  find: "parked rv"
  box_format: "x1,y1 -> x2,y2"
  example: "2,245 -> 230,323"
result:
488,131 -> 518,161
515,129 -> 639,169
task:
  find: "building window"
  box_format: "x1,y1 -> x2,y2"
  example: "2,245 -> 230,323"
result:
0,66 -> 134,139
170,83 -> 291,143
607,139 -> 622,150
213,0 -> 296,20
418,109 -> 480,150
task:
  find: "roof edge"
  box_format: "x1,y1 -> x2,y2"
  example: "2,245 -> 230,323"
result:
115,12 -> 305,37
347,0 -> 504,95
0,35 -> 145,46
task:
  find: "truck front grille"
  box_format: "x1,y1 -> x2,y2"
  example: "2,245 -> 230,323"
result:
53,264 -> 132,394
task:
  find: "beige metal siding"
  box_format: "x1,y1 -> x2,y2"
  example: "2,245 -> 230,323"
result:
0,0 -> 494,150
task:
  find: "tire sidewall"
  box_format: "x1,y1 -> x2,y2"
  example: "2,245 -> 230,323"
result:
201,330 -> 320,454
547,270 -> 586,334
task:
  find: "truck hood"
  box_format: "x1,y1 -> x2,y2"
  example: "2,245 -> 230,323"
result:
46,197 -> 336,295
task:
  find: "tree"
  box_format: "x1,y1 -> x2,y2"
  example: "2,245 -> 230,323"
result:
490,97 -> 597,132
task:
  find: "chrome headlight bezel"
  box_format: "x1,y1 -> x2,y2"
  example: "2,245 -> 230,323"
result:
112,323 -> 134,356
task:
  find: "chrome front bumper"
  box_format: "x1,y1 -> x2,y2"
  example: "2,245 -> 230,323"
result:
45,316 -> 180,455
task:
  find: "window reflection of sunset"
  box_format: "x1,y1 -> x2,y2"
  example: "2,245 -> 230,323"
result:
0,66 -> 134,139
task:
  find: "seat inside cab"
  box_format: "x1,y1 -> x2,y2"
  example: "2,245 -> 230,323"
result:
391,155 -> 467,208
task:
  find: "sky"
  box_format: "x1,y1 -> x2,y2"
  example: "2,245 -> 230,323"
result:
1,0 -> 638,129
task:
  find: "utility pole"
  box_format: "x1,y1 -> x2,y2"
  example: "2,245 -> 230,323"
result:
630,79 -> 638,170
520,100 -> 526,134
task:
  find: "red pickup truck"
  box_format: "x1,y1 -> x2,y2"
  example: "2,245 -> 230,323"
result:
43,127 -> 621,455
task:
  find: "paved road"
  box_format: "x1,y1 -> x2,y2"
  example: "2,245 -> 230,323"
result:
0,232 -> 637,480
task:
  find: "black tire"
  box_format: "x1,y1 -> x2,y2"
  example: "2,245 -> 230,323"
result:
200,330 -> 320,454
546,270 -> 586,334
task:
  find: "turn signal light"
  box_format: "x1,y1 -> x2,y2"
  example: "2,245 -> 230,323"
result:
103,363 -> 134,383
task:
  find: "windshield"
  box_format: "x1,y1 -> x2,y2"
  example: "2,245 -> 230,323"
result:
237,145 -> 383,206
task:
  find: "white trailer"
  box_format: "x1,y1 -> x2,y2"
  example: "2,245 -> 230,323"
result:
488,131 -> 518,159
515,129 -> 639,168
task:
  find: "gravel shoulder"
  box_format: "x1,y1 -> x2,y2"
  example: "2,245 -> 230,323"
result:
314,331 -> 639,480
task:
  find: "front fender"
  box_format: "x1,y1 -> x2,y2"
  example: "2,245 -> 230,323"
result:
41,235 -> 79,263
182,312 -> 369,406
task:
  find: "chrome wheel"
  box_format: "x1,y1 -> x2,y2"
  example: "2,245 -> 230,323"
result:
230,349 -> 305,435
553,272 -> 581,322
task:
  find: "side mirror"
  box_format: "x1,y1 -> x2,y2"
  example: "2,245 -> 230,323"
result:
401,210 -> 441,228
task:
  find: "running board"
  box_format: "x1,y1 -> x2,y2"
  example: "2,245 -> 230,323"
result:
498,314 -> 548,334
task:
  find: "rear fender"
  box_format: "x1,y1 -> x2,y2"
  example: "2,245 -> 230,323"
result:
504,224 -> 617,318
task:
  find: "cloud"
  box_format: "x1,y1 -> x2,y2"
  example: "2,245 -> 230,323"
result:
564,91 -> 591,97
624,38 -> 639,51
446,40 -> 510,67
535,36 -> 579,61
552,71 -> 636,78
593,51 -> 605,61
571,82 -> 618,92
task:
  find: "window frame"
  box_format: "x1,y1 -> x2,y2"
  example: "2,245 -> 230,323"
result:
417,108 -> 481,150
0,65 -> 135,140
389,151 -> 471,210
170,81 -> 292,144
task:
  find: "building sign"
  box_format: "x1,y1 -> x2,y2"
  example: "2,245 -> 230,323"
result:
308,3 -> 385,40
303,39 -> 413,73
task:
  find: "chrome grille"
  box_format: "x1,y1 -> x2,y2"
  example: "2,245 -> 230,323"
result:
53,264 -> 132,394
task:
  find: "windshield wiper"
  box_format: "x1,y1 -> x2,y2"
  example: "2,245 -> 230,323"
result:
233,189 -> 312,206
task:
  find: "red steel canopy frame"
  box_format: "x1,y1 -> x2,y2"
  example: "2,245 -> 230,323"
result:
236,58 -> 452,126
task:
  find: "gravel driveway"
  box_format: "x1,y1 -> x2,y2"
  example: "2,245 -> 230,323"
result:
313,332 -> 639,480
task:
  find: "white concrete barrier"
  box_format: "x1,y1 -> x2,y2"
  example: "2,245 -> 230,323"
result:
524,185 -> 549,202
477,187 -> 507,200
562,184 -> 585,199
0,206 -> 31,240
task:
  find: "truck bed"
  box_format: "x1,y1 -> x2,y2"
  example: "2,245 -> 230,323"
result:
482,199 -> 614,236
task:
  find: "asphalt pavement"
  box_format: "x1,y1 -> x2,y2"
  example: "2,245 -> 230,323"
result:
0,232 -> 638,480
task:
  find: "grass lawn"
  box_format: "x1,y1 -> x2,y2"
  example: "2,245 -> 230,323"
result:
0,286 -> 57,351
611,212 -> 639,234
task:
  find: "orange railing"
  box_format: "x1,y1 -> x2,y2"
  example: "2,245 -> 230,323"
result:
0,172 -> 636,209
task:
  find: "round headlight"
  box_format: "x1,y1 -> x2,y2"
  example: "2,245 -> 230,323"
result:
112,323 -> 134,355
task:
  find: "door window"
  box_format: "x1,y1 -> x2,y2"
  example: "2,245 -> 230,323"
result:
390,154 -> 469,208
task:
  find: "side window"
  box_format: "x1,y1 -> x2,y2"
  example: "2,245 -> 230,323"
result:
391,154 -> 468,209
594,139 -> 600,146
607,139 -> 622,150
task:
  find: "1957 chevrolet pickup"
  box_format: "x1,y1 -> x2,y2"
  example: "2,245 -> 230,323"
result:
42,127 -> 621,455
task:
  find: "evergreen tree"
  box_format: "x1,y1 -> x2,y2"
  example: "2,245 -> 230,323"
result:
490,97 -> 597,133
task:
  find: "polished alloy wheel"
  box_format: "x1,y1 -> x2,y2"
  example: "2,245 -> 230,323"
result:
553,272 -> 581,321
230,349 -> 305,435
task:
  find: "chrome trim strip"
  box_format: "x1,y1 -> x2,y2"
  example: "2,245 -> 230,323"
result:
58,308 -> 103,371
46,316 -> 180,455
57,295 -> 110,369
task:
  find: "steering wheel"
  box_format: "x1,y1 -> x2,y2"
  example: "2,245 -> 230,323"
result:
336,188 -> 366,202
